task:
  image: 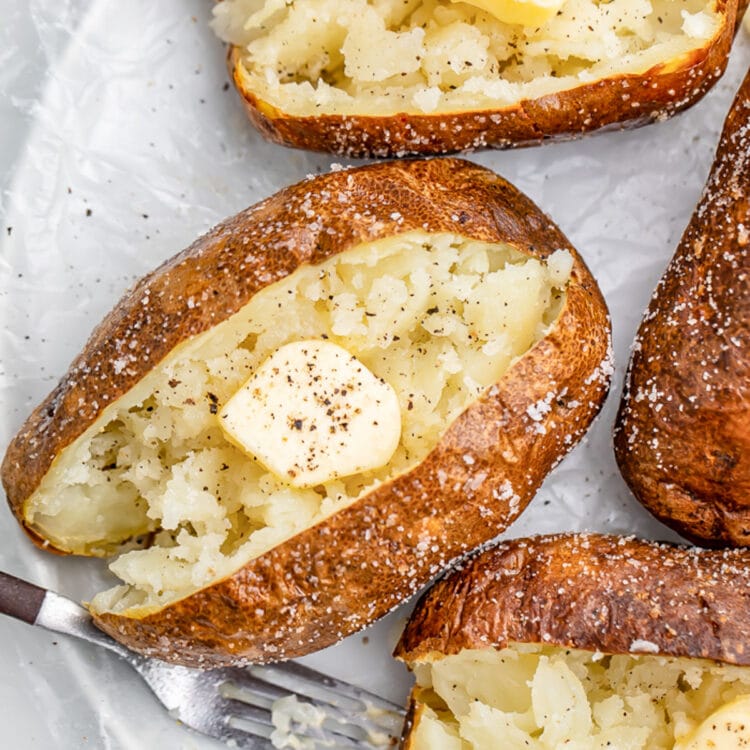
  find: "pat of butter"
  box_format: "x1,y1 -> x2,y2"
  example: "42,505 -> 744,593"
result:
219,340 -> 401,488
454,0 -> 566,26
674,695 -> 750,750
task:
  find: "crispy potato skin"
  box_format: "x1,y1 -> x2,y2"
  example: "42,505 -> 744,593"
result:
614,71 -> 750,547
395,533 -> 750,665
226,0 -> 741,158
2,159 -> 610,665
399,694 -> 423,750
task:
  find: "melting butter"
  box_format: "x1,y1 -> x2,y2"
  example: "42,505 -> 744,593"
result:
674,695 -> 750,750
453,0 -> 566,26
219,340 -> 401,487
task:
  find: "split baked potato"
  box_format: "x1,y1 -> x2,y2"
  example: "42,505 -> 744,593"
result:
1,158 -> 611,666
396,533 -> 750,749
614,68 -> 750,546
212,0 -> 746,157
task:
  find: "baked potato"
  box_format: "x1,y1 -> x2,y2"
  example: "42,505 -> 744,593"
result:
212,0 -> 746,157
1,158 -> 611,666
395,532 -> 750,749
614,68 -> 750,547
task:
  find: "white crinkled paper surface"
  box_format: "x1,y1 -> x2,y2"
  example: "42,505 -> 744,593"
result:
1,2 -> 749,748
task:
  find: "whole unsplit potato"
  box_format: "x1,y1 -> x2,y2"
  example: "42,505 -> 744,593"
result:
615,68 -> 750,546
2,159 -> 610,666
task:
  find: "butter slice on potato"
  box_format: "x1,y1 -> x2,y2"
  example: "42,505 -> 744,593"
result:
220,340 -> 401,488
454,0 -> 566,27
674,695 -> 750,750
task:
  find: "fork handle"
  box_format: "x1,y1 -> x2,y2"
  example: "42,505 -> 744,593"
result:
0,570 -> 133,660
0,570 -> 47,624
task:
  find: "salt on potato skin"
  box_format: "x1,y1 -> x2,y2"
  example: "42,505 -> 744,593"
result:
396,534 -> 750,749
2,158 -> 611,666
216,0 -> 745,156
615,68 -> 750,547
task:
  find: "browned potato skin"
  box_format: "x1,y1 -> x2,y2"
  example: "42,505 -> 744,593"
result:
614,70 -> 750,547
395,533 -> 750,665
226,0 -> 742,158
396,533 -> 750,748
1,159 -> 610,665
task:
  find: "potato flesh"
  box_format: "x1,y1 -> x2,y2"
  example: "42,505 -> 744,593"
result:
213,0 -> 720,117
409,643 -> 750,749
26,232 -> 570,614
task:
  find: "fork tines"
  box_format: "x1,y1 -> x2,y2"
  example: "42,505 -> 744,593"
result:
218,661 -> 404,749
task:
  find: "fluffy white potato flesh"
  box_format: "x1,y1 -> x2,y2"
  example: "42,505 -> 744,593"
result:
24,232 -> 571,614
408,644 -> 750,749
220,340 -> 402,487
212,0 -> 720,116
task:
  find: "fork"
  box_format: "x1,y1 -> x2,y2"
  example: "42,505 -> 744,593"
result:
0,570 -> 405,749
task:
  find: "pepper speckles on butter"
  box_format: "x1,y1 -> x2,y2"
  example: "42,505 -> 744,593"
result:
674,695 -> 750,750
219,340 -> 401,488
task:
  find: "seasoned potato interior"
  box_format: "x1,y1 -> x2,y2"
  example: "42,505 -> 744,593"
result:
26,232 -> 571,614
408,643 -> 750,749
213,0 -> 721,117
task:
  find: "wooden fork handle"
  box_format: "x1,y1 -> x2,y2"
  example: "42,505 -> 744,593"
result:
0,570 -> 47,625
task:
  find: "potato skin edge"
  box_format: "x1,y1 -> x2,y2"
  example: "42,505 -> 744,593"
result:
395,533 -> 750,664
614,70 -> 750,546
225,0 -> 740,158
395,533 -> 750,747
399,691 -> 423,750
2,158 -> 610,665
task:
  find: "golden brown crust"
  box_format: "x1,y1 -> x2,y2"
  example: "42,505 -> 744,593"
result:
395,533 -> 750,666
399,691 -> 423,750
614,70 -> 750,547
226,0 -> 740,158
1,158 -> 610,665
